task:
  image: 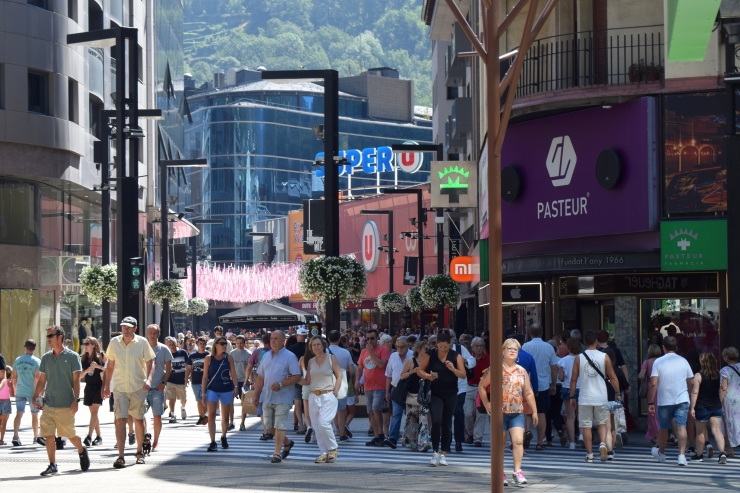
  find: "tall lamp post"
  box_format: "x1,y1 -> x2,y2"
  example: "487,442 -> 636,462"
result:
390,144 -> 444,330
68,27 -> 149,339
360,210 -> 397,334
159,159 -> 208,337
189,219 -> 223,334
260,70 -> 340,333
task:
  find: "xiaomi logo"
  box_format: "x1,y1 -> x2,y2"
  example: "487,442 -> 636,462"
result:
450,256 -> 476,283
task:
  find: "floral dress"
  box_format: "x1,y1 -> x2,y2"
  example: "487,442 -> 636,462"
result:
720,363 -> 740,448
402,358 -> 430,451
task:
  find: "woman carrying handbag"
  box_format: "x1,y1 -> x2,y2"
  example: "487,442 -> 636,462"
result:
398,340 -> 431,451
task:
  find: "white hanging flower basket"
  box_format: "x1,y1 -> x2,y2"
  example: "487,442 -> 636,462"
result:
79,264 -> 117,306
377,291 -> 406,314
405,286 -> 427,313
298,256 -> 367,315
187,297 -> 210,316
146,279 -> 186,306
420,274 -> 460,308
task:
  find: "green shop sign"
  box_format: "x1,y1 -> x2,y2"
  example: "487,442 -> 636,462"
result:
430,161 -> 478,209
660,220 -> 727,271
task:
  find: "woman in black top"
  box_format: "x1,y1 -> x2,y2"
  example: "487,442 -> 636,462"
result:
399,340 -> 430,451
417,330 -> 467,466
689,352 -> 726,463
80,337 -> 106,446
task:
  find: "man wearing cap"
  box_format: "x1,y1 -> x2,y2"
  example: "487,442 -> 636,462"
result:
102,316 -> 156,468
208,326 -> 233,353
288,327 -> 308,434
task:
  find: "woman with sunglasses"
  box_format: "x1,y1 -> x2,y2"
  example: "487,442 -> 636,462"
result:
201,336 -> 239,452
79,337 -> 106,446
479,338 -> 537,486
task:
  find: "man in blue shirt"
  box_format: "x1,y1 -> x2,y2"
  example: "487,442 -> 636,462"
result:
12,339 -> 42,446
512,333 -> 539,449
254,330 -> 301,463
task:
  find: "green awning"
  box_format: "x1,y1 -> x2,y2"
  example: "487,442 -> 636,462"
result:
667,0 -> 722,61
479,239 -> 488,283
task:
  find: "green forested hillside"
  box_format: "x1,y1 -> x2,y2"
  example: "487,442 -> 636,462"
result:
183,0 -> 432,107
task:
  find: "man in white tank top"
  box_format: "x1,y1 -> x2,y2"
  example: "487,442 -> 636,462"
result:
569,330 -> 621,463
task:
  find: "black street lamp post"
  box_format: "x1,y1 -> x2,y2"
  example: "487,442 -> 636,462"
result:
260,70 -> 340,333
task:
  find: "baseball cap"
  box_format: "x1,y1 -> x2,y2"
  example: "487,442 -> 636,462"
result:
120,316 -> 137,328
296,328 -> 308,335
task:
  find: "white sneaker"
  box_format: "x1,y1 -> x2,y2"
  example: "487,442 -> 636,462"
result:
599,443 -> 608,462
438,454 -> 448,466
514,470 -> 527,484
569,442 -> 576,450
429,452 -> 440,467
503,475 -> 509,486
678,454 -> 687,466
652,447 -> 666,463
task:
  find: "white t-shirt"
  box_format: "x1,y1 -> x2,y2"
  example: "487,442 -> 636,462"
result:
651,352 -> 693,406
558,355 -> 579,390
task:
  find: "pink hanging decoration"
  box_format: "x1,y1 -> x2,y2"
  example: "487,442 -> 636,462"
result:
178,262 -> 301,303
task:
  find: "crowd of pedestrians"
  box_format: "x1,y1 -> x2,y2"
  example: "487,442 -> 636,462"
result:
1,317 -> 740,485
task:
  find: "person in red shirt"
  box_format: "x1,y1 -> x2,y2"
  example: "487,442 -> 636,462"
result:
354,329 -> 390,447
465,337 -> 490,446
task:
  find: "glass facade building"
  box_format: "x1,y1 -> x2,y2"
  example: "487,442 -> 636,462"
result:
184,81 -> 433,265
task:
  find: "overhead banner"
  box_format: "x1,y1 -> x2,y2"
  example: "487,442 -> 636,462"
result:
660,220 -> 728,271
403,256 -> 418,285
430,161 -> 478,209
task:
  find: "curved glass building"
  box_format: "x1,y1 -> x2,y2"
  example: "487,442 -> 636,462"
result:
184,71 -> 433,265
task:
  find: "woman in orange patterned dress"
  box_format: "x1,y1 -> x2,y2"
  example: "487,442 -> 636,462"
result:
478,338 -> 537,486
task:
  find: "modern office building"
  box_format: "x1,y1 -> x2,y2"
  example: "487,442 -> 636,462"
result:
0,0 -> 186,361
184,68 -> 433,266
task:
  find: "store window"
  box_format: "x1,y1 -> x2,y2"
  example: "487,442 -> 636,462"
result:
640,298 -> 720,364
664,92 -> 730,215
0,180 -> 39,245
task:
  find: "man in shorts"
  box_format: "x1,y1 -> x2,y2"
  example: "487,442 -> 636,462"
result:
186,336 -> 209,424
229,335 -> 250,430
355,328 -> 390,447
145,324 -> 172,451
33,326 -> 89,476
165,336 -> 189,423
102,316 -> 156,468
649,335 -> 694,466
254,330 -> 301,463
12,339 -> 42,446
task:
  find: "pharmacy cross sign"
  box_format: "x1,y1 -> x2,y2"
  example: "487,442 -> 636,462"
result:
439,165 -> 470,203
660,221 -> 727,271
431,161 -> 478,209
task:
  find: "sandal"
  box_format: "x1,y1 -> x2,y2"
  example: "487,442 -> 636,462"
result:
271,454 -> 282,463
558,431 -> 567,447
259,433 -> 274,441
113,456 -> 126,468
535,444 -> 545,451
281,439 -> 295,459
136,452 -> 145,465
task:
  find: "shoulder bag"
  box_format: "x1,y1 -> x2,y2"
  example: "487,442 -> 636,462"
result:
417,377 -> 432,407
582,352 -> 614,390
327,350 -> 348,399
390,356 -> 413,407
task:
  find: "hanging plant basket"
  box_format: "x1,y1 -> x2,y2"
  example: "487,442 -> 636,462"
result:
377,291 -> 406,314
79,264 -> 117,306
298,256 -> 367,315
420,274 -> 461,308
146,279 -> 186,306
187,297 -> 210,316
405,286 -> 426,313
171,298 -> 189,314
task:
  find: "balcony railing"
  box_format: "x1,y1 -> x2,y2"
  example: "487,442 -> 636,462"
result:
503,25 -> 664,99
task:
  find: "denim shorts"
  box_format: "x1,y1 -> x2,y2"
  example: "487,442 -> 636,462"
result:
657,402 -> 689,430
206,389 -> 234,405
146,389 -> 165,416
503,412 -> 525,431
694,406 -> 723,423
336,396 -> 348,411
561,388 -> 579,402
191,384 -> 203,402
15,396 -> 39,414
263,402 -> 291,430
0,400 -> 11,415
365,389 -> 385,413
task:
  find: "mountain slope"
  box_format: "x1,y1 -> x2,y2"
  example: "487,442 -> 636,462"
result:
183,0 -> 432,107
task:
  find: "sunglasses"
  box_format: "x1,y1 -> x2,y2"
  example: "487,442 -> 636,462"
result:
84,342 -> 92,346
366,337 -> 376,341
217,341 -> 227,346
46,334 -> 61,339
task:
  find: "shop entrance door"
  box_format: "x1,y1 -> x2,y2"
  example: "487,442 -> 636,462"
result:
578,299 -> 614,335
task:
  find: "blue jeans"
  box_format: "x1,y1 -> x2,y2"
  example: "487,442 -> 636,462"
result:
657,402 -> 689,430
389,398 -> 405,440
146,389 -> 165,416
